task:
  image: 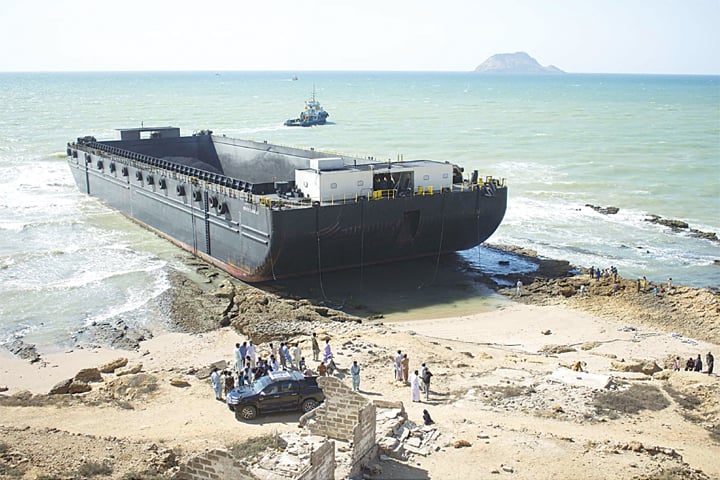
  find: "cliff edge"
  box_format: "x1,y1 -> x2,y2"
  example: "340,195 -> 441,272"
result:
475,51 -> 564,74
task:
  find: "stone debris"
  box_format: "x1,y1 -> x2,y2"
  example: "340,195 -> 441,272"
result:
74,367 -> 103,383
549,368 -> 614,389
115,363 -> 143,376
98,357 -> 129,373
375,406 -> 439,461
247,433 -> 327,479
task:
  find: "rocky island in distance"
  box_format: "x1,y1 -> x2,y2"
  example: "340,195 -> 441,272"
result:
475,51 -> 564,74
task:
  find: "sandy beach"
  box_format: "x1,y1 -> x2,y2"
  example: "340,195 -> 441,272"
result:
1,261 -> 718,479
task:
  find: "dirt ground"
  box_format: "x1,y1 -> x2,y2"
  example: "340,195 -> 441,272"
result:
1,263 -> 718,480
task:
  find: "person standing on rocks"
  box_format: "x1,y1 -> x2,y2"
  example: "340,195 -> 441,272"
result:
419,363 -> 427,392
394,350 -> 403,381
283,343 -> 293,370
234,343 -> 243,373
279,342 -> 288,370
223,370 -> 234,397
247,341 -> 257,367
410,370 -> 421,402
311,333 -> 320,362
292,343 -> 302,370
515,279 -> 523,297
422,366 -> 433,401
210,367 -> 222,401
269,342 -> 277,360
350,361 -> 361,391
323,339 -> 333,362
706,352 -> 714,375
401,353 -> 410,384
694,354 -> 703,372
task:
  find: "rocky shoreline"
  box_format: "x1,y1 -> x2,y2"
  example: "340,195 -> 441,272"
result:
3,242 -> 718,363
2,246 -> 719,479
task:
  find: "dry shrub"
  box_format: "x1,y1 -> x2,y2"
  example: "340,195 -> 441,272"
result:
228,434 -> 279,461
593,383 -> 669,419
77,460 -> 113,477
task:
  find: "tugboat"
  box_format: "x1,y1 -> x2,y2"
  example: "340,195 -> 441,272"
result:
284,87 -> 329,127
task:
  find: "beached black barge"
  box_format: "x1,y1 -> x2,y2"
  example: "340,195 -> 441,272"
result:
67,127 -> 507,282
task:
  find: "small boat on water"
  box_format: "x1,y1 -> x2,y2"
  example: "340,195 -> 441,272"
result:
284,87 -> 329,127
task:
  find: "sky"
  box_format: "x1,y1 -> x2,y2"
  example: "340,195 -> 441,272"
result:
1,0 -> 718,74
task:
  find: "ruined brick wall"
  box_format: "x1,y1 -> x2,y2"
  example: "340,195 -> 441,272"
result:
312,376 -> 371,440
295,439 -> 336,480
174,448 -> 255,480
350,402 -> 378,477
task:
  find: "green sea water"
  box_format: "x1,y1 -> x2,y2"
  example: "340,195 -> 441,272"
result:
0,71 -> 718,346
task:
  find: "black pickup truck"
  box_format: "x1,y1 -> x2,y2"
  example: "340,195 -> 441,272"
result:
226,370 -> 325,420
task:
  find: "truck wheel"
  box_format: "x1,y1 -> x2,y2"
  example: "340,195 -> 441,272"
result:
238,405 -> 257,420
302,398 -> 319,412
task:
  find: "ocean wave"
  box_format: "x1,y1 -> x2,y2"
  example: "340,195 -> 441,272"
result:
82,269 -> 171,327
47,261 -> 166,290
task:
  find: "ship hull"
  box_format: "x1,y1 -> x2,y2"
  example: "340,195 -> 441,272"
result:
67,131 -> 506,283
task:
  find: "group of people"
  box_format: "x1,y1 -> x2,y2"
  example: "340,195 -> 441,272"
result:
393,350 -> 433,402
589,265 -> 619,282
676,352 -> 714,374
210,333 -> 350,400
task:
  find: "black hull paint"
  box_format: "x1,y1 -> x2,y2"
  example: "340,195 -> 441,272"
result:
67,133 -> 506,283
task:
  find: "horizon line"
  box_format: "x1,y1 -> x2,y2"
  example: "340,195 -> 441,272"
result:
0,69 -> 719,76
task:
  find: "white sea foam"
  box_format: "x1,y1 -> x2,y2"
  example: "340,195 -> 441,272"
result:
1,71 -> 717,348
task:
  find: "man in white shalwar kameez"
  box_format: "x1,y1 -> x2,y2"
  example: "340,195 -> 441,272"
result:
323,339 -> 333,362
292,344 -> 302,370
234,343 -> 243,373
409,370 -> 421,402
210,368 -> 222,400
394,350 -> 403,381
247,341 -> 257,367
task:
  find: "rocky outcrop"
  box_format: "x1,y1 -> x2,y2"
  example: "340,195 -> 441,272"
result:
645,214 -> 719,243
98,357 -> 128,374
5,338 -> 41,363
587,204 -> 619,215
610,359 -> 662,375
498,267 -> 720,345
74,368 -> 103,383
72,319 -> 151,351
115,364 -> 143,376
475,52 -> 564,74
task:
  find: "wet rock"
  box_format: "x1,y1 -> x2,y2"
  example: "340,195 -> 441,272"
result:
645,215 -> 689,230
689,229 -> 719,243
587,204 -> 619,215
6,338 -> 41,363
73,319 -> 151,351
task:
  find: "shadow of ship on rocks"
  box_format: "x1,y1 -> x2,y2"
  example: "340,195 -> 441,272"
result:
258,245 -> 574,319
